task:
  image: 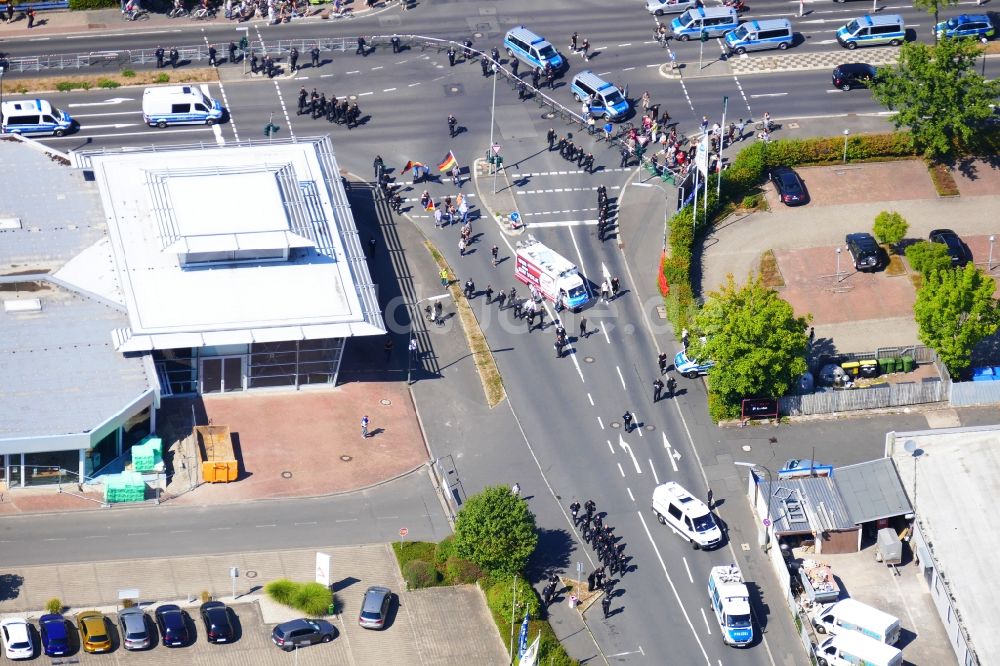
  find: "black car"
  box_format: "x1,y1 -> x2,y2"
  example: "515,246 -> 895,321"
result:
155,604 -> 189,647
199,601 -> 234,644
846,232 -> 883,272
929,229 -> 973,267
271,618 -> 336,651
770,167 -> 808,206
832,63 -> 877,91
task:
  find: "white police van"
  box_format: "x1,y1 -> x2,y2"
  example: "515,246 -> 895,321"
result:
142,85 -> 224,128
570,71 -> 630,120
1,100 -> 75,137
504,26 -> 565,72
836,14 -> 905,49
651,481 -> 722,549
708,565 -> 754,647
725,19 -> 794,54
672,6 -> 740,41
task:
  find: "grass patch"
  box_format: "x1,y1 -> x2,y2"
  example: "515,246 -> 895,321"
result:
13,69 -> 218,95
97,79 -> 120,89
927,162 -> 960,197
909,273 -> 923,291
483,577 -> 578,666
759,250 -> 784,288
265,579 -> 334,616
424,239 -> 506,407
884,251 -> 907,277
392,540 -> 437,571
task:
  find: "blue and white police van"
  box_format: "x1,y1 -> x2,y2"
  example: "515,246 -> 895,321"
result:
836,14 -> 905,49
675,350 -> 714,378
570,71 -> 630,121
142,85 -> 224,128
708,565 -> 754,647
672,6 -> 740,41
1,100 -> 75,137
504,26 -> 565,72
725,19 -> 794,54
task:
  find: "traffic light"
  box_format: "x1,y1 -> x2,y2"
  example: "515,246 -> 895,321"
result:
700,30 -> 709,42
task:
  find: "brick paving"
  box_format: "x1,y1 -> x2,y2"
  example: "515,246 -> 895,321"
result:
728,45 -> 901,76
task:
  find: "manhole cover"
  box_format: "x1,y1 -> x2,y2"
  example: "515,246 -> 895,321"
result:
787,122 -> 800,129
246,570 -> 258,579
584,356 -> 595,363
281,471 -> 293,479
741,445 -> 752,452
380,398 -> 392,406
644,424 -> 655,431
610,422 -> 621,429
741,543 -> 751,551
473,31 -> 484,39
444,84 -> 465,97
340,455 -> 353,462
543,111 -> 556,119
348,94 -> 358,100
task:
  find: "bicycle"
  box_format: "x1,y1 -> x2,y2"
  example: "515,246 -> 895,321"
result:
754,119 -> 777,132
192,5 -> 214,19
121,8 -> 149,20
168,5 -> 188,17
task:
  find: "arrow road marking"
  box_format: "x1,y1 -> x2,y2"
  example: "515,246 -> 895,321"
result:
663,432 -> 679,472
619,434 -> 642,474
67,97 -> 133,107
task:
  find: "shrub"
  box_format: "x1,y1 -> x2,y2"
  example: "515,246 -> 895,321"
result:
434,536 -> 455,567
485,575 -> 540,621
872,211 -> 908,250
905,240 -> 953,276
200,590 -> 212,603
121,69 -> 137,78
392,540 -> 436,571
445,556 -> 485,585
69,0 -> 120,9
97,79 -> 120,89
402,560 -> 438,589
265,579 -> 296,606
291,582 -> 333,616
45,598 -> 63,614
927,162 -> 960,197
741,194 -> 760,209
56,81 -> 90,92
155,73 -> 171,84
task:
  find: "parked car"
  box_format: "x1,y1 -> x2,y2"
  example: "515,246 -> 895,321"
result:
674,351 -> 714,378
200,601 -> 235,643
358,586 -> 393,630
118,607 -> 151,651
646,0 -> 698,15
929,229 -> 972,267
831,63 -> 877,91
1,618 -> 33,660
770,166 -> 809,205
155,604 -> 190,647
846,232 -> 883,272
935,14 -> 994,40
271,618 -> 336,651
38,614 -> 70,657
77,611 -> 112,654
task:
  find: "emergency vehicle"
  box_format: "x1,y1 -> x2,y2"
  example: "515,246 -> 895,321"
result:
514,237 -> 590,309
707,564 -> 754,647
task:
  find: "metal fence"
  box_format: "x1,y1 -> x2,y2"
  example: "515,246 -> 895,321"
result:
779,379 -> 946,416
949,378 -> 1000,407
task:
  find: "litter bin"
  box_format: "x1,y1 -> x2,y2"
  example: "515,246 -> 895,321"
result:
889,357 -> 902,373
859,360 -> 879,379
901,355 -> 914,372
878,358 -> 893,375
841,361 -> 860,377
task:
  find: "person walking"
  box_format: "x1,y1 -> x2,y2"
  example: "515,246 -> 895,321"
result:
447,45 -> 456,66
485,284 -> 494,303
447,113 -> 457,138
311,46 -> 321,68
463,278 -> 475,299
361,415 -> 370,438
511,482 -> 520,496
480,57 -> 489,77
653,378 -> 664,402
155,45 -> 165,69
622,410 -> 633,433
570,31 -> 579,52
580,37 -> 590,61
658,352 -> 668,375
667,374 -> 676,398
458,238 -> 467,256
497,289 -> 507,310
169,47 -> 179,69
439,268 -> 449,287
289,47 -> 299,72
208,44 -> 218,67
356,36 -> 367,56
600,281 -> 610,304
491,244 -> 499,267
579,317 -> 587,339
510,58 -> 519,77
611,277 -> 620,300
512,298 -> 522,319
531,67 -> 541,89
602,594 -> 611,619
228,41 -> 237,64
570,500 -> 581,523
619,145 -> 630,169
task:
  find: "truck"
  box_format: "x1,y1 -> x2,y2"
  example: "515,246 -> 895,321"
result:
514,237 -> 589,310
707,564 -> 754,647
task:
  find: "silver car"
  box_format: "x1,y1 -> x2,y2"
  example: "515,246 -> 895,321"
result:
117,608 -> 151,651
358,586 -> 392,630
647,0 -> 698,15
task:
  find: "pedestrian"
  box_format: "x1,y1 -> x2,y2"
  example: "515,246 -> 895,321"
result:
587,571 -> 596,592
611,277 -> 620,300
464,278 -> 475,299
367,236 -> 376,258
26,7 -> 34,28
622,410 -> 633,433
583,153 -> 595,174
491,244 -> 499,267
579,317 -> 587,339
667,374 -> 676,398
700,115 -> 709,134
580,37 -> 590,61
361,415 -> 370,438
707,487 -> 714,509
517,80 -> 527,100
485,284 -> 494,303
481,57 -> 489,77
447,113 -> 457,137
311,46 -> 321,68
554,339 -> 562,358
570,31 -> 579,51
653,378 -> 664,402
439,268 -> 448,287
511,482 -> 520,496
356,36 -> 367,56
536,307 -> 545,331
602,595 -> 611,619
169,47 -> 179,69
510,58 -> 519,77
532,67 -> 541,89
736,118 -> 747,141
513,298 -> 522,319
585,499 -> 595,519
620,146 -> 630,169
155,45 -> 165,69
658,352 -> 668,375
582,522 -> 592,541
459,238 -> 466,256
228,41 -> 237,64
600,281 -> 610,303
681,327 -> 689,349
495,289 -> 505,310
409,337 -> 418,359
433,300 -> 443,325
570,500 -> 581,523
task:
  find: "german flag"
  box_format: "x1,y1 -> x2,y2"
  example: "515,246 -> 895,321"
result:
437,151 -> 458,173
425,198 -> 435,212
402,160 -> 424,174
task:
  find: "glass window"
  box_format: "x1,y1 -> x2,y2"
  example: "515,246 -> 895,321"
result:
90,430 -> 119,475
154,348 -> 197,395
24,450 -> 80,486
122,406 -> 152,450
171,103 -> 191,113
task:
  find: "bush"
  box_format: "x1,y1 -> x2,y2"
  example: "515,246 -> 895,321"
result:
266,579 -> 333,616
97,79 -> 120,89
905,240 -> 953,276
928,162 -> 960,196
872,211 -> 908,249
434,536 -> 455,567
402,559 -> 439,589
45,598 -> 63,614
445,556 -> 484,585
69,0 -> 120,9
392,540 -> 436,571
265,579 -> 296,606
56,81 -> 91,92
155,73 -> 170,84
485,575 -> 540,621
121,69 -> 136,78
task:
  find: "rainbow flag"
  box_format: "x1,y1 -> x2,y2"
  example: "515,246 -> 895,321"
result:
438,151 -> 458,172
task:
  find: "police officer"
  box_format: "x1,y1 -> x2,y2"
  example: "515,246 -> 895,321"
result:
602,594 -> 612,619
585,499 -> 596,520
314,93 -> 326,119
510,58 -> 518,76
447,114 -> 457,138
228,41 -> 237,65
653,378 -> 664,402
597,184 -> 608,208
297,87 -> 308,115
155,45 -> 165,69
264,54 -> 274,78
587,570 -> 596,593
658,352 -> 668,375
570,500 -> 581,523
356,36 -> 367,56
622,410 -> 633,433
517,80 -> 527,100
392,35 -> 401,54
208,44 -> 218,67
531,67 -> 541,89
546,128 -> 556,151
480,56 -> 489,77
490,46 -> 500,63
169,46 -> 179,69
557,135 -> 566,155
373,155 -> 384,180
447,45 -> 456,66
289,47 -> 299,72
311,46 -> 320,68
667,374 -> 676,398
583,152 -> 595,174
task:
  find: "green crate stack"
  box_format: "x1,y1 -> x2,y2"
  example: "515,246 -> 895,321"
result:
104,472 -> 147,503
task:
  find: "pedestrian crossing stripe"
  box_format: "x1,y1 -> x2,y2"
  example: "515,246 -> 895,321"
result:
516,185 -> 621,195
510,167 -> 631,178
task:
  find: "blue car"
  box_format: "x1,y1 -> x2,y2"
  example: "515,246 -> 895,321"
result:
39,613 -> 70,657
675,351 -> 715,378
935,14 -> 994,40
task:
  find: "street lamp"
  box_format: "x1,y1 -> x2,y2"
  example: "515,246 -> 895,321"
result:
734,461 -> 774,551
408,293 -> 449,385
842,129 -> 850,164
989,235 -> 995,272
630,180 -> 671,252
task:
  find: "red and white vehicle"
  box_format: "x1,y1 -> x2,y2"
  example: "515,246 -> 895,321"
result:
514,237 -> 590,309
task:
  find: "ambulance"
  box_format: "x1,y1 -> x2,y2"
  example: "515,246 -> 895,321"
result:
708,564 -> 753,646
514,237 -> 590,310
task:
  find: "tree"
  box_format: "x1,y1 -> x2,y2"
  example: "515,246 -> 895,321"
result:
914,263 -> 1000,376
870,39 -> 1000,159
690,274 -> 809,420
912,0 -> 958,44
905,240 -> 953,277
453,485 -> 537,576
872,211 -> 908,250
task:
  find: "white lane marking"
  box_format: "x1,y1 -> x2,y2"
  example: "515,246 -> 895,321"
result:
596,71 -> 613,77
371,65 -> 384,70
524,219 -> 598,228
607,439 -> 615,454
67,97 -> 133,108
602,322 -> 611,345
616,365 -> 627,391
627,487 -> 635,502
255,524 -> 277,528
619,434 -> 642,474
637,512 -> 712,664
358,91 -> 374,96
663,432 -> 680,472
618,43 -> 633,47
749,93 -> 789,98
408,82 -> 421,87
69,111 -> 143,118
383,87 -> 397,92
646,63 -> 660,67
346,70 -> 360,74
700,607 -> 712,633
618,462 -> 625,477
293,521 -> 318,526
623,66 -> 636,71
77,123 -> 138,129
649,458 -> 660,485
683,556 -> 694,583
334,518 -> 357,523
597,416 -> 605,430
588,393 -> 595,406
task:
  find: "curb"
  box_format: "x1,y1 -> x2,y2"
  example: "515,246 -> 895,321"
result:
471,157 -> 524,237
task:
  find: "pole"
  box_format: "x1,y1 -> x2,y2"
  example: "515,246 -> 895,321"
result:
836,247 -> 842,280
677,185 -> 684,213
842,129 -> 850,164
692,163 -> 699,232
989,235 -> 995,271
508,575 -> 517,664
717,96 -> 727,199
489,57 -> 498,195
407,315 -> 415,385
699,33 -> 705,71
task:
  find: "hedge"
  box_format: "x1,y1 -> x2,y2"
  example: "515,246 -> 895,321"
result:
68,0 -> 121,9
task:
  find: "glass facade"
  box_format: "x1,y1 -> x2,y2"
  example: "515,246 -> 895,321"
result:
122,406 -> 152,449
24,450 -> 80,486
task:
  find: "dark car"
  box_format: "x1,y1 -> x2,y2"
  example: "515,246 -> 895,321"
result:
200,601 -> 234,643
155,604 -> 189,647
39,614 -> 70,657
929,229 -> 973,267
271,618 -> 336,651
770,167 -> 808,206
832,63 -> 877,91
846,232 -> 883,272
358,586 -> 392,630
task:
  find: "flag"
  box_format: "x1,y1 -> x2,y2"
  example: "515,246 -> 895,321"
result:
402,160 -> 423,174
695,133 -> 710,178
517,612 -> 529,658
438,150 -> 458,172
425,198 -> 435,212
518,634 -> 540,666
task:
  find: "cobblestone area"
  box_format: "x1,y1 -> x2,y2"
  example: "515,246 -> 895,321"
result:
728,46 -> 901,75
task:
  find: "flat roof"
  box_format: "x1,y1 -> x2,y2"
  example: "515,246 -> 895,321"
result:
834,458 -> 912,525
889,425 -> 1000,662
72,138 -> 384,351
764,475 -> 855,534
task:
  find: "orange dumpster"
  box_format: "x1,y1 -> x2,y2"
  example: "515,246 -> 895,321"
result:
195,425 -> 238,483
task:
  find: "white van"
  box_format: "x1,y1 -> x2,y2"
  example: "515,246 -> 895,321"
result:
1,99 -> 75,137
671,6 -> 740,40
813,598 -> 901,645
814,632 -> 903,666
142,85 -> 224,128
836,14 -> 905,49
725,19 -> 794,54
651,481 -> 722,549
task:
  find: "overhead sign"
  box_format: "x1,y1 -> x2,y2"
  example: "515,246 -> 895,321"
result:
315,552 -> 331,587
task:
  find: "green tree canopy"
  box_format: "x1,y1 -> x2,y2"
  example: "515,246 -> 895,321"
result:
915,264 -> 1000,376
870,38 -> 1000,159
453,485 -> 538,577
872,211 -> 909,249
690,274 -> 809,419
905,240 -> 953,277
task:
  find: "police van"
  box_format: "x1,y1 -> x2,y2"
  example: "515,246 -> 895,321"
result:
814,632 -> 903,666
504,26 -> 565,72
725,19 -> 794,54
708,565 -> 754,647
651,481 -> 722,549
672,7 -> 740,41
836,14 -> 905,49
142,85 -> 224,128
570,71 -> 630,121
1,100 -> 75,137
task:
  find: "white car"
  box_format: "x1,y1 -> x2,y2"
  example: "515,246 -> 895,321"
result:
647,0 -> 698,15
1,618 -> 34,660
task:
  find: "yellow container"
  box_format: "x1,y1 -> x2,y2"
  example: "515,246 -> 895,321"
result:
841,361 -> 861,376
196,425 -> 238,483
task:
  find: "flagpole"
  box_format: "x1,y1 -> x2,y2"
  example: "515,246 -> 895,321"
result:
490,58 -> 499,195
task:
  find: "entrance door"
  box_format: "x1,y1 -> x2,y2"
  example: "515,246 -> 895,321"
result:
201,356 -> 244,393
7,455 -> 21,488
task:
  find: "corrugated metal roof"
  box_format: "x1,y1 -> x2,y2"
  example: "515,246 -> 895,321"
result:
835,458 -> 912,525
764,476 -> 855,534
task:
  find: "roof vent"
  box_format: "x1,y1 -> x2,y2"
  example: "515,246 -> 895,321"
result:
4,298 -> 42,313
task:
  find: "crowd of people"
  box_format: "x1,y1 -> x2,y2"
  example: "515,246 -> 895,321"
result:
570,499 -> 627,619
296,87 -> 363,128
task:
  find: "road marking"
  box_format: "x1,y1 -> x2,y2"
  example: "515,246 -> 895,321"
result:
45,537 -> 68,541
663,432 -> 680,472
83,535 -> 106,539
525,219 -> 599,228
607,439 -> 615,454
619,434 -> 642,474
602,322 -> 611,345
255,524 -> 277,528
649,458 -> 660,484
618,43 -> 633,47
70,111 -> 143,118
383,87 -> 397,92
125,533 -> 149,537
270,78 -> 295,142
627,487 -> 635,502
616,365 -> 627,390
294,521 -> 318,526
596,71 -> 612,77
749,93 -> 788,98
646,63 -> 660,68
334,518 -> 358,523
700,607 -> 712,633
68,97 -> 133,108
623,66 -> 636,71
683,556 -> 694,583
79,123 -> 138,129
617,462 -> 625,477
587,393 -> 594,406
408,82 -> 421,87
346,70 -> 360,74
597,416 -> 605,430
371,65 -> 384,70
358,91 -> 374,96
637,511 -> 712,665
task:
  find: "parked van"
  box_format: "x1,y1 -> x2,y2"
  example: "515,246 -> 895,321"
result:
570,71 -> 630,120
651,481 -> 722,549
813,598 -> 901,645
1,100 -> 75,137
836,14 -> 905,49
142,85 -> 224,128
814,632 -> 903,666
504,26 -> 565,72
725,19 -> 794,54
672,7 -> 740,41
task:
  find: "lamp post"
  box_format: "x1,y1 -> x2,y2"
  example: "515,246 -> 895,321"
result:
842,129 -> 850,164
0,66 -> 5,125
836,246 -> 842,280
408,293 -> 449,385
630,180 -> 671,252
734,461 -> 774,550
989,235 -> 996,272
